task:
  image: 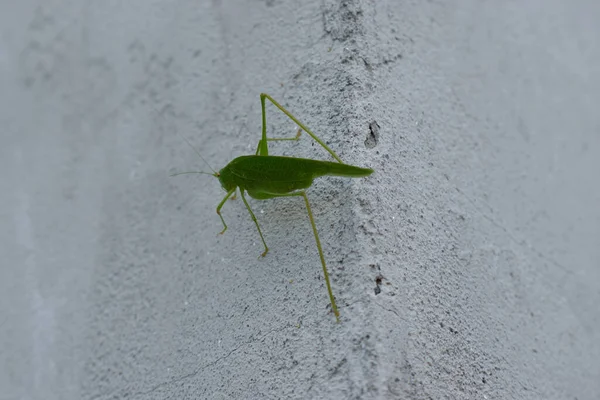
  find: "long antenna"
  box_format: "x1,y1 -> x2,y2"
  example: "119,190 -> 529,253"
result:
154,106 -> 219,176
177,132 -> 218,175
170,171 -> 216,177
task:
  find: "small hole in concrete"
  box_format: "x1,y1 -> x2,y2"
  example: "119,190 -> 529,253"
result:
364,121 -> 380,149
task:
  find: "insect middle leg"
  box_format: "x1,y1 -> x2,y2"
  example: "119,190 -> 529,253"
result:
268,190 -> 340,321
239,189 -> 269,257
254,128 -> 302,156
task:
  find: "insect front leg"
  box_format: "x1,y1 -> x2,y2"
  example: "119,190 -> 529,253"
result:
216,188 -> 237,235
269,190 -> 340,322
239,189 -> 269,257
260,93 -> 344,163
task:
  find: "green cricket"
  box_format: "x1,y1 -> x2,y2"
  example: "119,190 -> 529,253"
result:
173,93 -> 373,321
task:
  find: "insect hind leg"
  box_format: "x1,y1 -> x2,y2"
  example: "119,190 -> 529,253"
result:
267,190 -> 340,321
260,93 -> 343,164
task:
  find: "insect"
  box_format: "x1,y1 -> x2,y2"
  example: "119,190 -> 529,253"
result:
173,93 -> 373,321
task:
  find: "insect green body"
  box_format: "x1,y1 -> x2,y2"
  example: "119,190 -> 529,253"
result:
175,93 -> 373,322
218,155 -> 372,196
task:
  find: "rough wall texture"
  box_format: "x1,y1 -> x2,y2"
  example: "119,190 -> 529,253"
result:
1,1 -> 598,399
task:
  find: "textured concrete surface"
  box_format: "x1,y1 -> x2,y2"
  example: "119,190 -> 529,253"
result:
1,1 -> 599,399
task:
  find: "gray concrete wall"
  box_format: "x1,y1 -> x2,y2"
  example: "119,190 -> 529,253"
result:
1,1 -> 598,399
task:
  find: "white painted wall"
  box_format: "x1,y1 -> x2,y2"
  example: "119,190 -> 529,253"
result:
1,1 -> 598,399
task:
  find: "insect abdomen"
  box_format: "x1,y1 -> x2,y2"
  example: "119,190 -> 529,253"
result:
320,161 -> 373,178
